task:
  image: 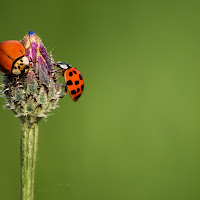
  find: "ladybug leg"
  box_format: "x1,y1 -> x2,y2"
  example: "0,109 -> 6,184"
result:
25,65 -> 30,74
50,69 -> 64,79
55,73 -> 63,78
19,65 -> 30,76
50,73 -> 63,80
27,56 -> 38,66
59,84 -> 67,98
28,56 -> 33,63
54,68 -> 65,73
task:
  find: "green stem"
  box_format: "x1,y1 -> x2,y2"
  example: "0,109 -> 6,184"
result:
20,121 -> 38,200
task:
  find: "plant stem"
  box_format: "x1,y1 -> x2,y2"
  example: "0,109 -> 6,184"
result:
21,121 -> 38,200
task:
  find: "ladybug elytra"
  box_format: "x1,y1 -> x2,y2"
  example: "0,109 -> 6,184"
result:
0,40 -> 29,75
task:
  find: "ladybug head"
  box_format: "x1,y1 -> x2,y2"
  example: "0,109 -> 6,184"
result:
12,56 -> 29,75
57,62 -> 71,70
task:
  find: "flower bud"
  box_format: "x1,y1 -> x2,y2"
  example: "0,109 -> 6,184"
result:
2,31 -> 62,123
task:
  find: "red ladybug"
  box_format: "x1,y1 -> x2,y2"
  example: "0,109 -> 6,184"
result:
0,40 -> 29,75
56,62 -> 84,102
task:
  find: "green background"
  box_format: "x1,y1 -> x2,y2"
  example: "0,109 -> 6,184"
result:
0,0 -> 200,199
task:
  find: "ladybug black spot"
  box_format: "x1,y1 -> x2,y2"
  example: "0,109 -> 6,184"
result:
73,70 -> 77,74
74,94 -> 81,100
71,90 -> 76,95
69,72 -> 73,76
77,88 -> 80,93
75,80 -> 79,85
79,74 -> 82,80
20,63 -> 23,66
18,66 -> 21,69
67,80 -> 73,85
20,59 -> 23,62
81,84 -> 84,91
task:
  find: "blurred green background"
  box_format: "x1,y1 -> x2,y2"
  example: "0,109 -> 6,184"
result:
0,0 -> 200,199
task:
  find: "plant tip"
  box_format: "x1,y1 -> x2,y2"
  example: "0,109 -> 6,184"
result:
29,31 -> 34,37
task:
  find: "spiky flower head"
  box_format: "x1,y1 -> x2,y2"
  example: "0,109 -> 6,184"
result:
1,31 -> 62,124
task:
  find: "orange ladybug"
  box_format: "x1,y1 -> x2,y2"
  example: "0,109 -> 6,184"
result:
0,40 -> 29,75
